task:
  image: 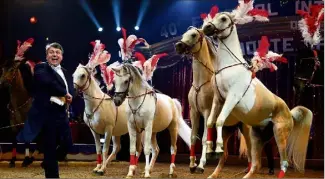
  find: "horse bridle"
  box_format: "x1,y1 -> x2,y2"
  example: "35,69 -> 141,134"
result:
178,27 -> 204,54
114,67 -> 133,97
74,66 -> 92,93
207,13 -> 235,40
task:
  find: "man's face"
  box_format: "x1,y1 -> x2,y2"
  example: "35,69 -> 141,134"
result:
46,47 -> 63,66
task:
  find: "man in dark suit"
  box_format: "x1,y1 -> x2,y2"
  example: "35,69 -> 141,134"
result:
17,42 -> 74,178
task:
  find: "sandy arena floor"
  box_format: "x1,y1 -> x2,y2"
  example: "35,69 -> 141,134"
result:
0,161 -> 323,178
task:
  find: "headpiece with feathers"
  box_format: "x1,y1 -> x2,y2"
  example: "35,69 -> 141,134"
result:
200,6 -> 219,25
143,53 -> 168,81
251,36 -> 288,78
87,40 -> 111,69
117,27 -> 150,61
231,0 -> 269,24
297,4 -> 324,47
100,61 -> 121,90
15,38 -> 34,62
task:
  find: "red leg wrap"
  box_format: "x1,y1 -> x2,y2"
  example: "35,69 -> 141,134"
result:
207,128 -> 214,141
247,162 -> 251,172
130,155 -> 136,165
190,145 -> 196,157
278,170 -> 285,178
171,154 -> 176,164
97,154 -> 102,164
12,148 -> 17,157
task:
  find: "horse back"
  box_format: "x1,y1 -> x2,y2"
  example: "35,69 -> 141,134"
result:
152,93 -> 174,132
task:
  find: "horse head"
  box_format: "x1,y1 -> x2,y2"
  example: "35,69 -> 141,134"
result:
72,64 -> 93,93
0,57 -> 25,88
175,27 -> 204,55
111,64 -> 133,106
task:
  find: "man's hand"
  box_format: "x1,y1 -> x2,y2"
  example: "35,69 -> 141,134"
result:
65,93 -> 73,104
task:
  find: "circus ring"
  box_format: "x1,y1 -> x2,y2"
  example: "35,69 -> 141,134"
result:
0,16 -> 324,178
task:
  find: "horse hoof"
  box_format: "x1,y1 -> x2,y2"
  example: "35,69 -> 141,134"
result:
168,173 -> 177,178
93,170 -> 98,174
96,171 -> 104,176
268,169 -> 274,175
189,166 -> 197,174
195,167 -> 204,174
22,157 -> 34,167
206,152 -> 218,160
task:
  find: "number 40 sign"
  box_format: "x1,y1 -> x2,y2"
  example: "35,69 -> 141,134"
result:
160,22 -> 178,38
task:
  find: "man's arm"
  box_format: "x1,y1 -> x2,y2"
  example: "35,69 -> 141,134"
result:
34,64 -> 67,96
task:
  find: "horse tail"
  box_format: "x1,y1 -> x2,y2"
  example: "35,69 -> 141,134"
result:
287,106 -> 313,172
172,98 -> 191,147
238,129 -> 248,158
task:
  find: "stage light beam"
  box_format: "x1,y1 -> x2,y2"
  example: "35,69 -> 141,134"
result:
116,27 -> 121,31
134,26 -> 139,30
80,0 -> 101,30
112,0 -> 121,31
136,0 -> 149,29
98,27 -> 103,32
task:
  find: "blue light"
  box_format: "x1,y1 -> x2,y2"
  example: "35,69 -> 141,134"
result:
134,26 -> 139,30
116,27 -> 121,31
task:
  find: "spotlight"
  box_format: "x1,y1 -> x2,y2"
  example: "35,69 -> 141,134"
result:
134,26 -> 139,30
30,16 -> 37,24
98,27 -> 103,32
46,37 -> 49,41
116,27 -> 121,31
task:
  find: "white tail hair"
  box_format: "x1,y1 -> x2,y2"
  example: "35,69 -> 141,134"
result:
287,106 -> 313,172
173,99 -> 191,147
238,129 -> 248,158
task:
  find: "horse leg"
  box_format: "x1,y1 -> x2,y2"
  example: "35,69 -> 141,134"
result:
264,141 -> 274,175
143,121 -> 153,178
105,136 -> 121,164
243,127 -> 263,178
206,94 -> 222,159
189,108 -> 200,173
215,92 -> 241,155
149,133 -> 159,173
272,115 -> 292,178
90,130 -> 102,174
167,119 -> 178,177
98,126 -> 113,175
241,124 -> 252,173
9,139 -> 17,168
207,127 -> 232,178
21,142 -> 32,167
135,132 -> 143,165
195,110 -> 210,173
126,122 -> 138,178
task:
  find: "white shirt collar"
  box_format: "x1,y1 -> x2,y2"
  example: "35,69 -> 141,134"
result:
51,64 -> 62,70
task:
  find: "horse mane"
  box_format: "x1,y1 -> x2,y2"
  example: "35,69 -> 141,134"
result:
123,63 -> 152,91
205,36 -> 219,69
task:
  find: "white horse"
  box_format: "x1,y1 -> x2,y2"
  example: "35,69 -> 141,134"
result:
72,64 -> 143,175
202,12 -> 313,178
112,63 -> 191,178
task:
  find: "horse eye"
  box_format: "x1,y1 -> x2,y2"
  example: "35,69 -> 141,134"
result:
191,33 -> 197,38
124,80 -> 129,84
221,17 -> 227,22
81,74 -> 85,79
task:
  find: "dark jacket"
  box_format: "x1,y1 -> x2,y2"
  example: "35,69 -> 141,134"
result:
17,62 -> 75,143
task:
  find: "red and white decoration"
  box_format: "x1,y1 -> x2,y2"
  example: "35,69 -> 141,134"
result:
143,53 -> 168,81
100,61 -> 120,90
251,36 -> 288,77
15,38 -> 34,61
117,27 -> 150,61
297,4 -> 324,47
231,0 -> 269,24
87,40 -> 111,69
200,6 -> 219,24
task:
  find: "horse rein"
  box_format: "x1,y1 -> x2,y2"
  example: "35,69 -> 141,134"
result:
206,15 -> 253,104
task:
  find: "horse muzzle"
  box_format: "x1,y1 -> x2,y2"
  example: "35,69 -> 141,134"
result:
203,23 -> 216,36
113,93 -> 126,106
175,42 -> 187,54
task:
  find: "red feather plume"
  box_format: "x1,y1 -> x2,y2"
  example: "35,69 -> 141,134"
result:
133,52 -> 147,66
121,27 -> 127,53
151,53 -> 168,68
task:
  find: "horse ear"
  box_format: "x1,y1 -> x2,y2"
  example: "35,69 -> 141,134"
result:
111,66 -> 122,74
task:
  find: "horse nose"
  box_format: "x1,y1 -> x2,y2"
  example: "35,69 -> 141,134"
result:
113,98 -> 122,106
203,23 -> 214,36
175,42 -> 185,54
